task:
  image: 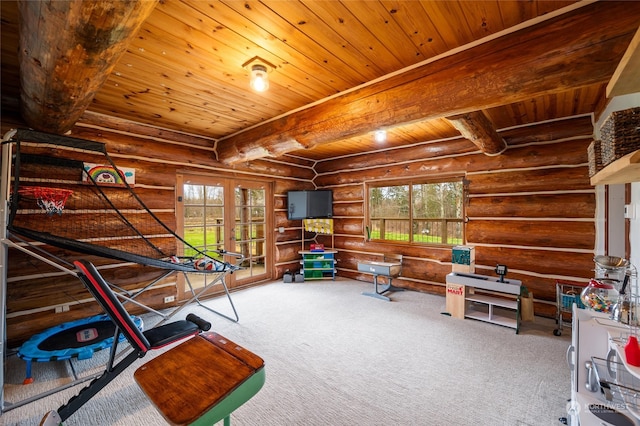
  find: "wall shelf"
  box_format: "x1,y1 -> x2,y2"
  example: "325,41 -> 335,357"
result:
590,149 -> 640,185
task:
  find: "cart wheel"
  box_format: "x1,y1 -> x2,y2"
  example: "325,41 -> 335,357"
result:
553,329 -> 562,336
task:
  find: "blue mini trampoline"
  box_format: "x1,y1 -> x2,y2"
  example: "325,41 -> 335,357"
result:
17,314 -> 143,384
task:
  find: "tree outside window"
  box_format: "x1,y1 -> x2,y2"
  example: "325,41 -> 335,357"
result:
368,179 -> 464,245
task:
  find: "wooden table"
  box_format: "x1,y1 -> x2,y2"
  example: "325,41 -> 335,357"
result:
134,331 -> 265,426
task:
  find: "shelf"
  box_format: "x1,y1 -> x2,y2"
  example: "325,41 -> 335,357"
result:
464,293 -> 519,331
300,251 -> 336,281
466,294 -> 517,310
465,308 -> 518,330
591,149 -> 640,185
613,341 -> 640,382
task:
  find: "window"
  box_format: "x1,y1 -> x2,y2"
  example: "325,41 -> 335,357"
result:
183,183 -> 225,259
367,178 -> 465,245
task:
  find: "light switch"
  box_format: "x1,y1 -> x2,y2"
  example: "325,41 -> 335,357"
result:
624,204 -> 636,219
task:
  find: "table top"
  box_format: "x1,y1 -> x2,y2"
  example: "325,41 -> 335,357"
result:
134,332 -> 264,425
446,272 -> 522,295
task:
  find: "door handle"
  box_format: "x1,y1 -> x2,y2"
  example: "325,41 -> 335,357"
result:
566,345 -> 575,370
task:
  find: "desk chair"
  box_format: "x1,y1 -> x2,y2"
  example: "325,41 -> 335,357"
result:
40,260 -> 264,426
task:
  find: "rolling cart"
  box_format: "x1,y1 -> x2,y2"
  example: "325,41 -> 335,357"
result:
554,279 -> 587,336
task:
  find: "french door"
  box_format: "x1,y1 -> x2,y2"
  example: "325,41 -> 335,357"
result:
176,175 -> 271,299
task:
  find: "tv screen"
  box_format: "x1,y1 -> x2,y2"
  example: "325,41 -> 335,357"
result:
287,190 -> 333,220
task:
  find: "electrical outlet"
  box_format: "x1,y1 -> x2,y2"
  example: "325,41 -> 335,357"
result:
164,296 -> 175,303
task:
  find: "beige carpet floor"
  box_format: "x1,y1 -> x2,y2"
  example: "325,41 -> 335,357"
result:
2,278 -> 571,425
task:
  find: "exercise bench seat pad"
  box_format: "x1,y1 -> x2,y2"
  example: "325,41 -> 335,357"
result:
134,331 -> 265,426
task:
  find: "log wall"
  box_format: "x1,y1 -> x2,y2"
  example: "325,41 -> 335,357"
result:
1,116 -> 314,347
314,115 -> 597,318
1,113 -> 595,346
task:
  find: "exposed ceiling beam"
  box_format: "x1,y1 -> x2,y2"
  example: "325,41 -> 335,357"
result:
18,0 -> 158,134
217,1 -> 640,164
446,111 -> 506,156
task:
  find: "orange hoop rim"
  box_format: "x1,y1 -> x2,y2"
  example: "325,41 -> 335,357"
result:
17,186 -> 73,198
17,186 -> 73,215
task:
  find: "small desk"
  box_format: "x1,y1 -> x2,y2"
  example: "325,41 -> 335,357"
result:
134,332 -> 265,426
358,260 -> 403,301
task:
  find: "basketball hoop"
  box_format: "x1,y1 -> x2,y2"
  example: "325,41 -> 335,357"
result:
18,186 -> 73,216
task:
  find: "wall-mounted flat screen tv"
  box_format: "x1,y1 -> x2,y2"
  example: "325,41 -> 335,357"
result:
287,190 -> 333,220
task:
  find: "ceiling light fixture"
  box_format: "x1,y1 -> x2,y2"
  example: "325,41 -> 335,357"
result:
242,57 -> 275,92
374,130 -> 387,143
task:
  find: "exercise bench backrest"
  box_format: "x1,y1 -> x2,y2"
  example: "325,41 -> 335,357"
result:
74,260 -> 151,354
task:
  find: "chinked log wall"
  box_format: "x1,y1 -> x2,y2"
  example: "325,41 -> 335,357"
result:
2,113 -> 593,345
313,115 -> 596,318
1,116 -> 314,347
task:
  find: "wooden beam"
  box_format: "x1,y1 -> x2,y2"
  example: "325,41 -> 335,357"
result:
217,2 -> 640,164
18,0 -> 158,134
446,111 -> 506,155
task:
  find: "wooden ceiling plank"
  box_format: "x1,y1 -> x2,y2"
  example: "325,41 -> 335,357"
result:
150,2 -> 338,101
210,0 -> 361,90
258,1 -> 388,80
378,0 -> 447,59
458,1 -> 504,40
418,1 -> 474,51
150,2 -> 336,106
446,111 -> 506,155
299,0 -> 404,70
18,0 -> 158,134
217,1 -> 640,164
106,50 -> 296,117
91,89 -> 257,136
338,0 -> 421,67
494,1 -> 536,28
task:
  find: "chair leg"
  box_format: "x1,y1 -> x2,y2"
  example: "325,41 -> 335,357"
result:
224,415 -> 231,426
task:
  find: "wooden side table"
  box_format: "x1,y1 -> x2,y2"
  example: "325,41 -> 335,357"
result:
134,331 -> 265,426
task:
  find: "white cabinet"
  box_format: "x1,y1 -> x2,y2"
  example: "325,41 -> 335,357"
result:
570,306 -> 640,425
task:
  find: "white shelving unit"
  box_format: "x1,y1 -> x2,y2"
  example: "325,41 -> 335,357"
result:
445,272 -> 522,333
464,293 -> 519,330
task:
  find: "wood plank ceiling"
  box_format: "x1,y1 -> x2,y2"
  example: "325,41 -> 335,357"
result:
1,1 -> 639,163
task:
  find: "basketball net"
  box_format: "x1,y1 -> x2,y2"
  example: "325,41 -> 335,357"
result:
18,186 -> 73,216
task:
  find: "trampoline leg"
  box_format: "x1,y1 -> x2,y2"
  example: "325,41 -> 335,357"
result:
23,360 -> 34,385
